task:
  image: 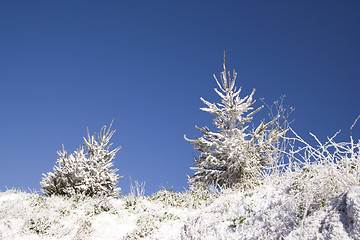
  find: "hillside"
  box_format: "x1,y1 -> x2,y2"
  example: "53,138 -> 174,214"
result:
2,127 -> 360,239
1,179 -> 360,239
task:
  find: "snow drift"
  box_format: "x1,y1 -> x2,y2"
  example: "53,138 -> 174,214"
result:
1,183 -> 359,239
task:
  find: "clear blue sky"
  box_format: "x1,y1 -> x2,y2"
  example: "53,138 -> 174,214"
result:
1,0 -> 359,195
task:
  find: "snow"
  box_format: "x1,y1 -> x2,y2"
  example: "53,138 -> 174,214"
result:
2,119 -> 360,239
1,183 -> 360,239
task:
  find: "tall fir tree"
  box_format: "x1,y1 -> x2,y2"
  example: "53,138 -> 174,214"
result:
41,121 -> 122,197
186,55 -> 285,189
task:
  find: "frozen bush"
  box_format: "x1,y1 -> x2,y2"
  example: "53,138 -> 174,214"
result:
185,55 -> 285,189
41,121 -> 122,198
264,123 -> 360,226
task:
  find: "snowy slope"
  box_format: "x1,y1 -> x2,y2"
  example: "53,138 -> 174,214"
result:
1,183 -> 360,240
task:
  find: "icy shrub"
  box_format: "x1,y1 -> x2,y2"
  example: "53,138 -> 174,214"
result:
125,215 -> 158,240
185,56 -> 285,189
149,187 -> 219,209
41,122 -> 122,198
28,217 -> 52,235
263,124 -> 360,227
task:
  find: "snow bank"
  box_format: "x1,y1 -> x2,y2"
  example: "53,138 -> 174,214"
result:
1,185 -> 360,239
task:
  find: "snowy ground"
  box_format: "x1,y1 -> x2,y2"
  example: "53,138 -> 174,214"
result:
2,129 -> 360,239
1,181 -> 360,239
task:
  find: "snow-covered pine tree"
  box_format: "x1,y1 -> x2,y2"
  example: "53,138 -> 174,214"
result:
185,56 -> 285,189
41,121 -> 122,198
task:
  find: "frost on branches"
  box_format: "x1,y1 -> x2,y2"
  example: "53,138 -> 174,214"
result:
186,58 -> 285,189
41,122 -> 122,198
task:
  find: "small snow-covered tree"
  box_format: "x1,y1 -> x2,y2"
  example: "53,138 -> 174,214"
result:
186,56 -> 285,189
41,121 -> 122,197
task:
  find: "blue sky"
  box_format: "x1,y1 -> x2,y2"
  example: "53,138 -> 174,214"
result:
1,0 -> 359,195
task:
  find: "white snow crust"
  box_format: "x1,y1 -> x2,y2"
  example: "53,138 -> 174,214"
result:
1,185 -> 360,239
